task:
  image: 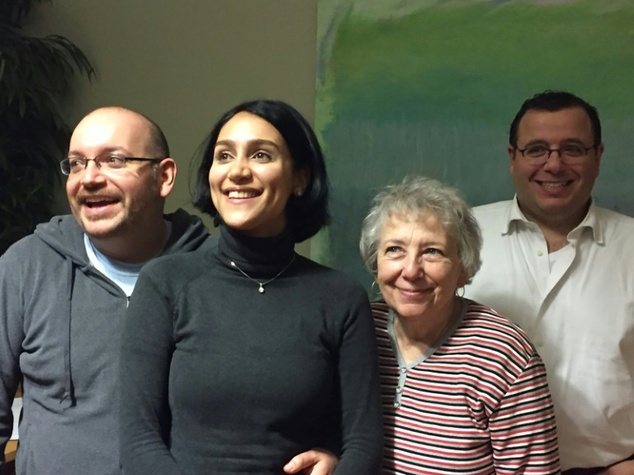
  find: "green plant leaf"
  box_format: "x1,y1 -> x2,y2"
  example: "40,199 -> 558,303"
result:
0,0 -> 93,252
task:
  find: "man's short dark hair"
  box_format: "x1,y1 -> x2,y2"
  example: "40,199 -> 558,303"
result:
192,99 -> 330,243
509,90 -> 602,147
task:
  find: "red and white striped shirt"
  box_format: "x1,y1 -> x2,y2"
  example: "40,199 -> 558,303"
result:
373,299 -> 560,474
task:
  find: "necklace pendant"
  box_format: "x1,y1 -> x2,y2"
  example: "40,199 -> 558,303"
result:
230,254 -> 296,295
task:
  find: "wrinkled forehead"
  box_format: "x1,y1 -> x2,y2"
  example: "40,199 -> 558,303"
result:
382,208 -> 445,233
69,108 -> 152,155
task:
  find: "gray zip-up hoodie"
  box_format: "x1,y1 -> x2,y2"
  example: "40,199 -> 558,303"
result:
0,209 -> 214,475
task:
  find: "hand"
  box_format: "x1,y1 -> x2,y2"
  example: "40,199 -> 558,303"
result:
600,460 -> 634,475
283,448 -> 338,475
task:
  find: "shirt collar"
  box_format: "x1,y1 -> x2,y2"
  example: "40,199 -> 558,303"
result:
503,195 -> 603,243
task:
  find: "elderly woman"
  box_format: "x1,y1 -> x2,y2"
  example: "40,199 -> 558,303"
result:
359,176 -> 560,474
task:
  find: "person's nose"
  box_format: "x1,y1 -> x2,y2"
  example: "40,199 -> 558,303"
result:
401,254 -> 424,280
227,156 -> 252,181
542,149 -> 564,172
80,160 -> 106,186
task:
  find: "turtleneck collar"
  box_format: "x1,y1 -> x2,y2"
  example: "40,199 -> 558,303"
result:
217,224 -> 296,274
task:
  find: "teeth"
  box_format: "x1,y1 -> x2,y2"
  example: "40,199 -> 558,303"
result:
540,181 -> 568,189
83,197 -> 116,207
228,190 -> 257,198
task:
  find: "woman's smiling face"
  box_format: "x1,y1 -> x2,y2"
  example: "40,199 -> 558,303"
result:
376,213 -> 467,322
209,112 -> 306,237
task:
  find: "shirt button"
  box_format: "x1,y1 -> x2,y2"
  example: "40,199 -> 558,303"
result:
400,367 -> 406,374
396,386 -> 403,393
537,250 -> 544,256
393,401 -> 400,408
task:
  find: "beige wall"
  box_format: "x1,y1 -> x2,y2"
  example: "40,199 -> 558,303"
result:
27,0 -> 318,253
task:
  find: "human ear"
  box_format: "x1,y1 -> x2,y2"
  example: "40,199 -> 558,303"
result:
507,144 -> 516,175
457,266 -> 469,289
293,169 -> 309,197
158,158 -> 177,198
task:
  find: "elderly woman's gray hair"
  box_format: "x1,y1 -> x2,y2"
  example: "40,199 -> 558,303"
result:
359,175 -> 482,283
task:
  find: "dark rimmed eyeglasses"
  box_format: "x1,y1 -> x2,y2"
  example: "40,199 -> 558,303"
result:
514,143 -> 596,165
60,154 -> 165,175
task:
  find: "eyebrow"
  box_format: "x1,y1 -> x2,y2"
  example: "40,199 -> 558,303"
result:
523,138 -> 586,146
214,139 -> 280,149
67,147 -> 129,156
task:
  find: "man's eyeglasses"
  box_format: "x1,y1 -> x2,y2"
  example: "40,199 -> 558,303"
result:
60,154 -> 165,175
514,143 -> 596,165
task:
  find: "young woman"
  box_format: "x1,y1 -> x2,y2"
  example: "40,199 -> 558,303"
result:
119,100 -> 383,475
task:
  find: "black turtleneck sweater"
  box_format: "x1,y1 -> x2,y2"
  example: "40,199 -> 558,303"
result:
120,225 -> 383,474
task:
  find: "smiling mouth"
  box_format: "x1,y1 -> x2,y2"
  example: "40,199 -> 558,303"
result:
398,287 -> 428,296
226,190 -> 260,199
536,180 -> 573,190
82,198 -> 117,208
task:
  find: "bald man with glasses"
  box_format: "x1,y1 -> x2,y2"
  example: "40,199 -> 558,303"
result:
0,107 -> 214,475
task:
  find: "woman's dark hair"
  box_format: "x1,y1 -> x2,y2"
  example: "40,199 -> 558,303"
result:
193,99 -> 330,243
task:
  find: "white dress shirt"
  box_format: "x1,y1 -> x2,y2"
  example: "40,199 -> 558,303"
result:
465,197 -> 634,470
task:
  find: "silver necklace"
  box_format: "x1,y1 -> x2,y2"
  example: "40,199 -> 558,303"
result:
229,254 -> 296,294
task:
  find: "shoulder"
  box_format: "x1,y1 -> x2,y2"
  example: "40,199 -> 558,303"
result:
0,234 -> 41,284
144,246 -> 211,274
35,214 -> 83,238
2,232 -> 48,259
595,206 -> 634,230
289,258 -> 372,329
370,299 -> 390,329
1,227 -> 79,304
370,299 -> 390,318
472,200 -> 512,220
139,247 -> 214,291
590,207 -> 634,259
296,256 -> 368,298
163,208 -> 213,254
1,220 -> 76,267
456,299 -> 538,361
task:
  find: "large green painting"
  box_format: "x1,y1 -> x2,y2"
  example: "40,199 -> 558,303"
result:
315,0 -> 634,288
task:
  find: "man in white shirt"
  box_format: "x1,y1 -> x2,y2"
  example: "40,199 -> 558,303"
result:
465,91 -> 634,475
